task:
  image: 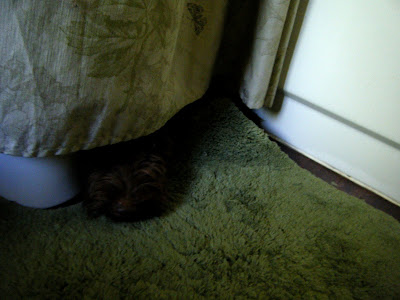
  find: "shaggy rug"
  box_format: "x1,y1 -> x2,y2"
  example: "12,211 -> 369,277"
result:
1,97 -> 400,299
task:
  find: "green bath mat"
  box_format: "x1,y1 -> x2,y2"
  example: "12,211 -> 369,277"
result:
1,97 -> 399,299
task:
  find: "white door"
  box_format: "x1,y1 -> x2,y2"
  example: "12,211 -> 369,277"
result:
256,0 -> 400,205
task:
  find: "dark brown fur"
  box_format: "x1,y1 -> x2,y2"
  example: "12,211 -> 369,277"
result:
82,130 -> 173,222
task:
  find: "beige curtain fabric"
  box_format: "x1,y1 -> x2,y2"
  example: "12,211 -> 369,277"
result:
240,0 -> 300,109
0,0 -> 226,157
214,0 -> 299,109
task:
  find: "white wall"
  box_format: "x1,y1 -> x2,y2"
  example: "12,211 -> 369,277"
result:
256,0 -> 400,205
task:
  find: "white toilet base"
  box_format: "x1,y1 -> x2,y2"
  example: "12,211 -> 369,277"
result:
0,153 -> 81,208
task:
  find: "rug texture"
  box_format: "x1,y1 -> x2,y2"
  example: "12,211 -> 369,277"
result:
1,97 -> 400,299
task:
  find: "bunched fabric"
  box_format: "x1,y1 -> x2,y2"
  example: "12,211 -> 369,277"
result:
0,0 -> 227,157
0,0 -> 300,157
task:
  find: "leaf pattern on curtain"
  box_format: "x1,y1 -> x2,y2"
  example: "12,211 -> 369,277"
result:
0,55 -> 78,155
65,0 -> 174,96
187,3 -> 207,36
0,0 -> 226,157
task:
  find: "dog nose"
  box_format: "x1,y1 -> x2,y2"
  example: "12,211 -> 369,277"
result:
111,198 -> 136,218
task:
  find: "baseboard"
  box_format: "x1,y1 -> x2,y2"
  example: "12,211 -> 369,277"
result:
254,93 -> 400,206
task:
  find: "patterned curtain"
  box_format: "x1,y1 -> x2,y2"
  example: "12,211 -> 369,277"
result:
0,0 -> 299,157
0,0 -> 227,157
214,0 -> 300,109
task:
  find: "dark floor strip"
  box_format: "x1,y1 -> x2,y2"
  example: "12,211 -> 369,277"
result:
272,139 -> 400,222
231,96 -> 400,222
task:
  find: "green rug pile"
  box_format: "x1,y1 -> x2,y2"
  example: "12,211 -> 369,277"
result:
1,98 -> 399,299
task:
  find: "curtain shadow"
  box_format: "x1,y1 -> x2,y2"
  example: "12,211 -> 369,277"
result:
211,0 -> 309,113
210,0 -> 262,98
